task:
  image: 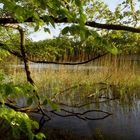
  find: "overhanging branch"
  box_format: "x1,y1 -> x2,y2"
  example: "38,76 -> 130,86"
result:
86,21 -> 140,33
0,17 -> 140,33
29,52 -> 108,65
0,44 -> 108,65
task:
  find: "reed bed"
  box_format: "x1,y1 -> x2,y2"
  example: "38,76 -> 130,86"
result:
8,54 -> 140,105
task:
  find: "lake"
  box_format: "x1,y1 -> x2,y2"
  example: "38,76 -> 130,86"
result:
5,54 -> 140,140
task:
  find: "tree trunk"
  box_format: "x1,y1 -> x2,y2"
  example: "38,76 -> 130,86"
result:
19,29 -> 34,85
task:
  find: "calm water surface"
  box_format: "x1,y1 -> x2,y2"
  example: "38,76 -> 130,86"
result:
6,55 -> 140,140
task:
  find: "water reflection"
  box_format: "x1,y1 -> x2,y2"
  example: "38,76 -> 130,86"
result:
44,87 -> 140,140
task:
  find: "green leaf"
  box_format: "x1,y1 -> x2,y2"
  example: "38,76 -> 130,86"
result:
80,30 -> 86,40
75,0 -> 82,7
61,27 -> 70,35
106,45 -> 118,55
42,99 -> 48,105
47,99 -> 60,111
110,46 -> 118,55
0,107 -> 39,140
39,0 -> 47,9
14,6 -> 25,22
47,1 -> 54,9
79,13 -> 87,25
50,102 -> 60,111
44,27 -> 50,33
49,17 -> 55,28
81,13 -> 87,23
33,12 -> 40,20
27,97 -> 33,106
34,25 -> 39,32
35,132 -> 46,140
14,86 -> 23,93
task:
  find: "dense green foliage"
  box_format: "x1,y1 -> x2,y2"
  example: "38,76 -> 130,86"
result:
0,108 -> 44,140
26,31 -> 140,62
105,31 -> 140,54
0,70 -> 46,139
27,35 -> 106,61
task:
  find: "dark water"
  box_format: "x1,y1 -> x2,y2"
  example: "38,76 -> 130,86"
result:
28,92 -> 140,140
39,87 -> 140,140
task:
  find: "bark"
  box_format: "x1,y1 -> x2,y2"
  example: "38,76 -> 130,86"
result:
0,17 -> 140,33
19,28 -> 35,85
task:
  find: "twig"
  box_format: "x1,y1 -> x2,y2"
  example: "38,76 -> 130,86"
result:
50,110 -> 86,120
0,44 -> 108,65
50,108 -> 112,121
29,53 -> 108,65
85,114 -> 111,120
34,115 -> 47,134
38,105 -> 51,121
53,84 -> 82,99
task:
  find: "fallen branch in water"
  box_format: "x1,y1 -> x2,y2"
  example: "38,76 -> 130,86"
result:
0,96 -> 113,136
1,99 -> 112,121
49,108 -> 112,121
53,84 -> 83,100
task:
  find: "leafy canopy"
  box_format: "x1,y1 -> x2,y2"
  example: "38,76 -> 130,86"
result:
0,0 -> 140,32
